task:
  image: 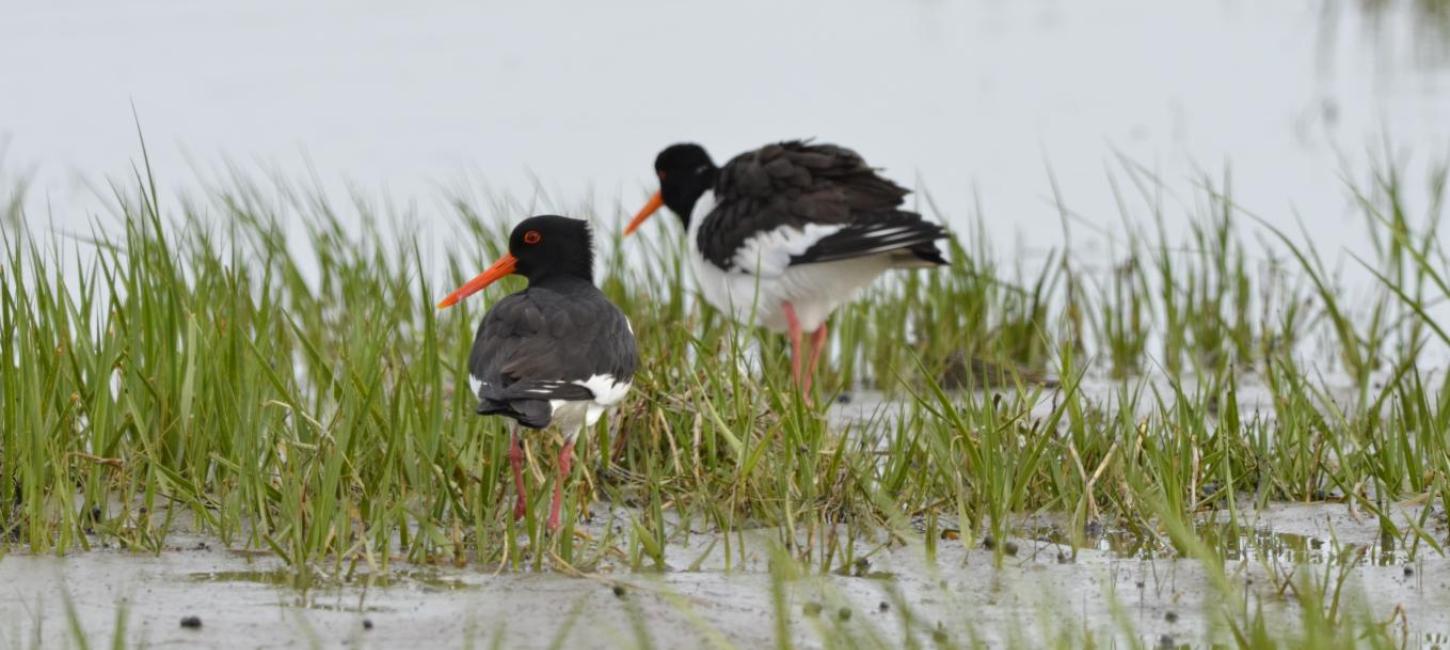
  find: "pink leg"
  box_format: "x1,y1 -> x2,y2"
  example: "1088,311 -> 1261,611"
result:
804,322 -> 828,394
547,439 -> 576,532
783,302 -> 804,389
509,430 -> 527,521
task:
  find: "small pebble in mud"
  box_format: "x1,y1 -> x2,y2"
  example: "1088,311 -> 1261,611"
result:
612,584 -> 627,598
1135,581 -> 1145,590
1404,566 -> 1415,577
980,535 -> 1018,555
1157,633 -> 1176,649
878,601 -> 890,613
1164,611 -> 1178,623
837,607 -> 851,621
179,616 -> 202,629
803,602 -> 823,617
836,393 -> 852,404
363,619 -> 374,631
932,623 -> 948,643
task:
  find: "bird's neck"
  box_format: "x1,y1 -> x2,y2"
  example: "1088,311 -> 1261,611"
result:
668,170 -> 718,229
526,270 -> 594,290
685,189 -> 715,243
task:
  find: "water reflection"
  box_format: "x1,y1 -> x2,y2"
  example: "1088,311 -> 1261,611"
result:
1196,523 -> 1414,566
1346,0 -> 1450,68
1030,519 -> 1418,565
4,0 -> 1450,269
188,568 -> 472,591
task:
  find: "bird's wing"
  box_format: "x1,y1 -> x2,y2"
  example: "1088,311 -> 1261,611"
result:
698,140 -> 945,274
468,289 -> 636,405
787,211 -> 947,266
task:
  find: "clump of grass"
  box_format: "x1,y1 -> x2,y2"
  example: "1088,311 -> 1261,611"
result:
0,145 -> 1446,614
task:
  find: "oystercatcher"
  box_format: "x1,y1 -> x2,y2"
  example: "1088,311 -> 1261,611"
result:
438,215 -> 636,532
624,141 -> 949,394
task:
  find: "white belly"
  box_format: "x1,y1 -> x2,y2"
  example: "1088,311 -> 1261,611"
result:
548,379 -> 630,441
686,196 -> 894,333
690,253 -> 892,332
546,400 -> 594,440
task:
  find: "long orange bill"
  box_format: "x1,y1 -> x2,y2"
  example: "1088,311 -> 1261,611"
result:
436,253 -> 518,309
623,191 -> 664,236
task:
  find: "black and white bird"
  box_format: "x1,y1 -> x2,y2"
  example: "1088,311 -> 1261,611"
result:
624,141 -> 949,394
437,215 -> 636,532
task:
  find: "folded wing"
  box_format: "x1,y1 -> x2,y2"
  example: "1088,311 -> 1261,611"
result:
467,290 -> 636,427
699,140 -> 947,274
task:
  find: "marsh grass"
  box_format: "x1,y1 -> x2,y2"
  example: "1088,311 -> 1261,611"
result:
2,150 -> 1449,646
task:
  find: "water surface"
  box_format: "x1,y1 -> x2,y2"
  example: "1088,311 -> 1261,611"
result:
4,1 -> 1449,265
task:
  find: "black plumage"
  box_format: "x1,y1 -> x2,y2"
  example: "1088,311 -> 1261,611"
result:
438,214 -> 635,531
697,140 -> 947,271
468,278 -> 636,428
630,140 -> 951,397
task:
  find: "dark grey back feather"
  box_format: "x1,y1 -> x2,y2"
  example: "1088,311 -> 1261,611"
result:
698,140 -> 947,270
467,278 -> 636,429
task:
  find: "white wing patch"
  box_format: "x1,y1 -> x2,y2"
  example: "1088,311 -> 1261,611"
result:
543,375 -> 633,441
731,223 -> 844,276
574,373 -> 632,406
863,226 -> 911,240
467,374 -> 483,398
849,225 -> 933,255
522,380 -> 571,396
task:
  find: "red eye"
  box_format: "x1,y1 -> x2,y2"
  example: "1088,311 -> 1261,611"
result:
523,230 -> 542,245
657,170 -> 666,181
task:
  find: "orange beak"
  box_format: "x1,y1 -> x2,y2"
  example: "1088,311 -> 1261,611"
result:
623,191 -> 664,236
436,253 -> 517,309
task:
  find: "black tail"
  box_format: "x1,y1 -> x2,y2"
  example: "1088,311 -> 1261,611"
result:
476,398 -> 552,429
907,242 -> 949,266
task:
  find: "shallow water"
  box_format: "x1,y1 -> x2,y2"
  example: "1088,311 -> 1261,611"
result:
4,1 -> 1450,266
2,501 -> 1446,648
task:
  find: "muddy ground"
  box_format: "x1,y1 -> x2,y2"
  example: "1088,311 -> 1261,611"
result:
3,499 -> 1448,649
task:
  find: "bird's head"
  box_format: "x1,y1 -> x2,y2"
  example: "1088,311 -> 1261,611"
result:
436,215 -> 594,309
624,143 -> 718,236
